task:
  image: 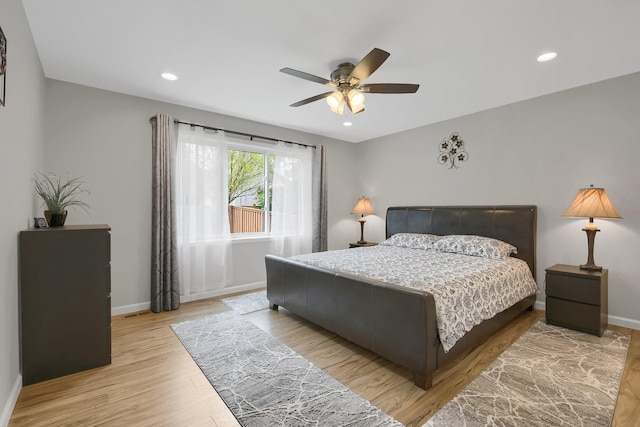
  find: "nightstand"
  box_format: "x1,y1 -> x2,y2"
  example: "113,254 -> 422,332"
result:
545,264 -> 608,336
349,242 -> 377,248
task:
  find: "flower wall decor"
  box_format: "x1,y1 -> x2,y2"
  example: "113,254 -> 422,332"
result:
438,132 -> 468,169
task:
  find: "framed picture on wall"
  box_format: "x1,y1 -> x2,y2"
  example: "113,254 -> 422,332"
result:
0,25 -> 6,106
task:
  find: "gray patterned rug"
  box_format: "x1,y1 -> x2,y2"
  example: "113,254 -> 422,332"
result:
221,290 -> 269,314
171,311 -> 402,427
424,320 -> 630,427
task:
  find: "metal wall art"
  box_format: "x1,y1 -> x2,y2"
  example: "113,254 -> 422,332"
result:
0,25 -> 6,106
438,132 -> 468,169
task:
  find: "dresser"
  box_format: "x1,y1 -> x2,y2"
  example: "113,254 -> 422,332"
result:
19,225 -> 112,385
545,263 -> 608,336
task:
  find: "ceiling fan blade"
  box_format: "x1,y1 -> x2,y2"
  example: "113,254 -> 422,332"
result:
360,83 -> 420,94
290,92 -> 334,107
280,68 -> 332,85
348,48 -> 390,83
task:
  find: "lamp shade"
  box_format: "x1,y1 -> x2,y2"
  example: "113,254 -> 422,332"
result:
562,187 -> 622,219
351,197 -> 375,215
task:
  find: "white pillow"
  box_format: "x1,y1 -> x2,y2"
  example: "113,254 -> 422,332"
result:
379,233 -> 441,250
433,235 -> 517,259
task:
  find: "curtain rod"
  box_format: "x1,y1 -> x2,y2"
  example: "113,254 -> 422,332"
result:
150,116 -> 316,149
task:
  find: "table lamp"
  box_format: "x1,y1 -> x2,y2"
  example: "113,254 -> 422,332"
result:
351,196 -> 375,244
562,185 -> 622,271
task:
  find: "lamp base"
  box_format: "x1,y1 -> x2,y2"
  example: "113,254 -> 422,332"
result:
581,227 -> 603,271
579,263 -> 602,271
358,216 -> 367,245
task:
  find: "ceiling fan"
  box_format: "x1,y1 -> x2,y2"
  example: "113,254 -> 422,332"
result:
280,48 -> 419,115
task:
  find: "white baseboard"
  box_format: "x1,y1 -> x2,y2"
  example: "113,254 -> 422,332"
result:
181,282 -> 266,303
534,300 -> 640,331
608,314 -> 640,331
112,301 -> 151,316
111,282 -> 266,316
533,300 -> 546,311
1,375 -> 22,427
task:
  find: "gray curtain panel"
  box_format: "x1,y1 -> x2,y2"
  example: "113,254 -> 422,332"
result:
150,113 -> 180,312
312,145 -> 328,252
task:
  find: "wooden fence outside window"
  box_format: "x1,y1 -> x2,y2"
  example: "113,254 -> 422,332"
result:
228,205 -> 264,233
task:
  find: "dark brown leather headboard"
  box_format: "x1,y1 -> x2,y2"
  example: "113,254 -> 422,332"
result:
386,206 -> 537,279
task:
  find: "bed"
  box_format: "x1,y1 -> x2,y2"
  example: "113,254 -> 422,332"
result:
265,205 -> 538,390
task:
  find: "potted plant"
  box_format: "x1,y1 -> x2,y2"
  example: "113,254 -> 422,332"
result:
34,172 -> 90,226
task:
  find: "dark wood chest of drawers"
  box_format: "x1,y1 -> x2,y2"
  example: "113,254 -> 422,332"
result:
19,225 -> 112,385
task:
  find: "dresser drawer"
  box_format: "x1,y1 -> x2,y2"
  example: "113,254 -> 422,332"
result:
546,297 -> 604,336
546,273 -> 602,306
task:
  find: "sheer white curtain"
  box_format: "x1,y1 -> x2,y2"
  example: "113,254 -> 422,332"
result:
269,142 -> 313,257
175,124 -> 232,300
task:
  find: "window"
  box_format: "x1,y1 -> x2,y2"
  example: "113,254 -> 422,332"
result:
227,148 -> 274,234
176,125 -> 312,256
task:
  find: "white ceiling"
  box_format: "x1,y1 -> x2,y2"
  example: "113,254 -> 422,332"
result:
22,0 -> 640,143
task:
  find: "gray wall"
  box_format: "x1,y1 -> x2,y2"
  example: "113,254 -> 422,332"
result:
0,0 -> 46,424
44,79 -> 359,313
354,72 -> 640,329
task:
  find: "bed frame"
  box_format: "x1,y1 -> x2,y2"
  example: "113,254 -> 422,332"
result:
265,205 -> 537,390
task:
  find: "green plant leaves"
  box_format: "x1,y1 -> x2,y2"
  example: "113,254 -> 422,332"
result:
34,172 -> 90,213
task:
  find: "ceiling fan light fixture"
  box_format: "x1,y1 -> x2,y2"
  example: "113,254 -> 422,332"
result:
327,91 -> 346,114
329,102 -> 345,115
281,48 -> 419,116
350,103 -> 365,114
326,91 -> 343,109
347,89 -> 365,107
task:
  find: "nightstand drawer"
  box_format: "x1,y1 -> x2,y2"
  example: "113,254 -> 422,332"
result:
546,273 -> 602,306
546,297 -> 604,336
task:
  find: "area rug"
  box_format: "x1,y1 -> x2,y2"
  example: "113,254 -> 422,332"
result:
221,290 -> 269,314
424,320 -> 630,427
171,310 -> 402,426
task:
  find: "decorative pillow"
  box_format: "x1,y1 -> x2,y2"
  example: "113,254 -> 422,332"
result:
433,235 -> 517,259
379,233 -> 441,250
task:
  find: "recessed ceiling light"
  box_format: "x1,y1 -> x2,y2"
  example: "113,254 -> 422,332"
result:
343,121 -> 353,127
161,72 -> 178,81
537,52 -> 557,62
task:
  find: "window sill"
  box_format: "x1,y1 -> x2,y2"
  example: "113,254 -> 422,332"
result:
231,235 -> 272,244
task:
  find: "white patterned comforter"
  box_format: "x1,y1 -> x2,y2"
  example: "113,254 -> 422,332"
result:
290,246 -> 539,352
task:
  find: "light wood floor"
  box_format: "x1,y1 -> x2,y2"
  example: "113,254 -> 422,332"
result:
9,293 -> 640,426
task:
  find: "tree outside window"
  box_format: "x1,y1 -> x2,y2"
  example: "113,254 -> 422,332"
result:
227,149 -> 274,233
